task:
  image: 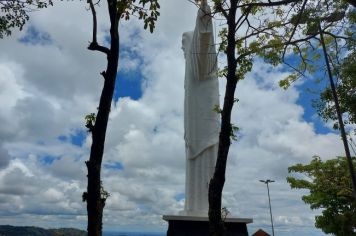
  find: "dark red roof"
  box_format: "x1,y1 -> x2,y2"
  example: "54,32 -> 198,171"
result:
252,229 -> 271,236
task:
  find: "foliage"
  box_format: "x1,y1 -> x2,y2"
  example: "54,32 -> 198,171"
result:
230,124 -> 240,141
85,113 -> 96,132
0,0 -> 53,38
315,51 -> 356,134
118,0 -> 160,33
207,1 -> 355,235
287,156 -> 356,236
221,207 -> 230,221
213,0 -> 355,88
278,1 -> 355,88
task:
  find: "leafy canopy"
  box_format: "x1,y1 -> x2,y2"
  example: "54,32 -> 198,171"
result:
314,50 -> 356,134
287,156 -> 356,236
278,1 -> 355,88
210,0 -> 354,84
0,0 -> 53,38
117,0 -> 160,33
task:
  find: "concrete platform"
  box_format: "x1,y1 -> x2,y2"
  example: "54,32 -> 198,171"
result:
163,215 -> 253,236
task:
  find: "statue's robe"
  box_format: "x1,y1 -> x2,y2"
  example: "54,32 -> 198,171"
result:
182,4 -> 220,216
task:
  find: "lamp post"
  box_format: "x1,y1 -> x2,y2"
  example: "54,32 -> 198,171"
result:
260,179 -> 275,236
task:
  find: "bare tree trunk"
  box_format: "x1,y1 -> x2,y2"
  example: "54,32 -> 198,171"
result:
85,1 -> 120,235
208,2 -> 238,236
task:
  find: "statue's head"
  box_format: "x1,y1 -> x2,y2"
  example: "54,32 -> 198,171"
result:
181,31 -> 194,57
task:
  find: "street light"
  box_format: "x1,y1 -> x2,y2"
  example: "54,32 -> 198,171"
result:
260,179 -> 275,236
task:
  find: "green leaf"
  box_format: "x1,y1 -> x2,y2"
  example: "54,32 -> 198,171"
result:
287,156 -> 356,235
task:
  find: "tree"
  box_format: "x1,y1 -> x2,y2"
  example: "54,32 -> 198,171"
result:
81,1 -> 159,235
205,0 -> 354,235
287,156 -> 356,236
315,51 -> 356,134
277,1 -> 356,196
207,0 -> 304,234
0,0 -> 53,38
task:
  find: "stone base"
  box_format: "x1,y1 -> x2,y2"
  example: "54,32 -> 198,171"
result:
163,215 -> 253,236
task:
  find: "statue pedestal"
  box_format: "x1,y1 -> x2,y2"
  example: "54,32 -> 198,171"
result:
163,215 -> 253,236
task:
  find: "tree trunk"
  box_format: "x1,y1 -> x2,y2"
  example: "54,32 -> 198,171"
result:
208,2 -> 238,236
86,1 -> 120,235
319,24 -> 356,198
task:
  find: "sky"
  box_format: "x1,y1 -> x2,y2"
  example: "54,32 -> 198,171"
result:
0,1 -> 354,236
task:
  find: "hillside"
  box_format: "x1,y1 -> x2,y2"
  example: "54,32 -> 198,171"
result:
0,225 -> 87,236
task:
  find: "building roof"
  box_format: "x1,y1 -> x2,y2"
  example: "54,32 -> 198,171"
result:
252,229 -> 271,236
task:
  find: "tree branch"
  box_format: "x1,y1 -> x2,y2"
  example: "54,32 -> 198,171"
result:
236,33 -> 318,62
323,31 -> 355,41
282,0 -> 308,60
88,41 -> 110,54
235,7 -> 251,31
237,0 -> 302,8
215,0 -> 229,19
88,0 -> 98,44
87,0 -> 109,55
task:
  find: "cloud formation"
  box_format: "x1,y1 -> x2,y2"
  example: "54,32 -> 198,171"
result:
0,1 -> 347,236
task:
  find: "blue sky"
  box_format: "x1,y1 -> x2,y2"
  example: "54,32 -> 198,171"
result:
295,76 -> 332,135
18,25 -> 53,46
114,47 -> 144,102
114,69 -> 143,101
0,1 -> 351,235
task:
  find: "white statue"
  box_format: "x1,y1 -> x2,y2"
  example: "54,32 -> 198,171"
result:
181,0 -> 220,216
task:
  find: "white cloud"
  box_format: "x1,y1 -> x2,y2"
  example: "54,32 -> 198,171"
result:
0,1 -> 347,235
